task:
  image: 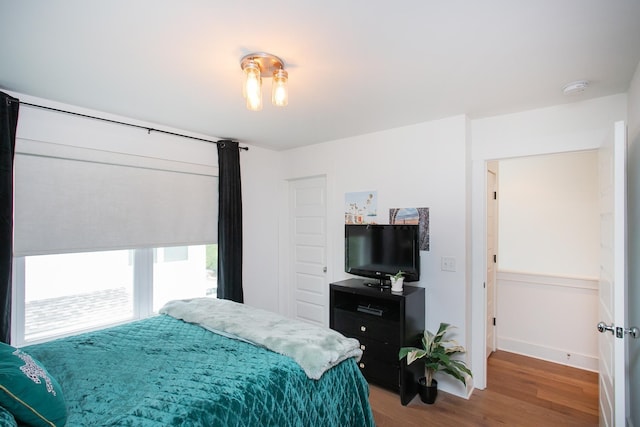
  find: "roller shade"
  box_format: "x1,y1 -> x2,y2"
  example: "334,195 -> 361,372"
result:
14,142 -> 217,256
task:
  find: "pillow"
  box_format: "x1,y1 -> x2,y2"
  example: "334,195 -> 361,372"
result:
0,342 -> 67,427
0,405 -> 17,427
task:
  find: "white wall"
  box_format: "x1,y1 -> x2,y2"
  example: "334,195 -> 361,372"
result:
496,271 -> 598,370
626,61 -> 640,426
498,151 -> 599,277
469,94 -> 628,388
240,145 -> 282,311
280,115 -> 471,397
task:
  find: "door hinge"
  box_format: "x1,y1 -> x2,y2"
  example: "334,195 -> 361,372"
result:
493,254 -> 497,263
493,191 -> 497,200
493,317 -> 496,326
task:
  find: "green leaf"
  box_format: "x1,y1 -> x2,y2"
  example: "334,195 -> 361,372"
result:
405,323 -> 472,386
407,349 -> 428,365
398,347 -> 419,360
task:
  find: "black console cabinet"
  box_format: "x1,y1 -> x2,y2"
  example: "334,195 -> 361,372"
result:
329,279 -> 425,405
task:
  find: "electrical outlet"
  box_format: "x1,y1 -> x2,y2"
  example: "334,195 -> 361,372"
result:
441,256 -> 456,272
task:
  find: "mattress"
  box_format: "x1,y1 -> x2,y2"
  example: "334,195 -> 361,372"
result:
24,315 -> 375,426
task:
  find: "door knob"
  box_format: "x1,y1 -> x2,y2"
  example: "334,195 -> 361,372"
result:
598,322 -> 639,339
597,322 -> 615,334
623,326 -> 639,339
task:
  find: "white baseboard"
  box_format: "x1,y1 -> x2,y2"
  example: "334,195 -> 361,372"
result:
497,336 -> 598,372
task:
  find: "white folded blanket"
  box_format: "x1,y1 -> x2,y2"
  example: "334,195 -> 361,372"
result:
160,298 -> 362,380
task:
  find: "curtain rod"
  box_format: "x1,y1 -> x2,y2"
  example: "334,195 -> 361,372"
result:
12,100 -> 248,151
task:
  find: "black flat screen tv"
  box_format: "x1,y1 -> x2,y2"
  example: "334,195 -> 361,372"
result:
345,224 -> 420,286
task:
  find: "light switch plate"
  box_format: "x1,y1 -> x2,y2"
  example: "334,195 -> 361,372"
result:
441,256 -> 456,272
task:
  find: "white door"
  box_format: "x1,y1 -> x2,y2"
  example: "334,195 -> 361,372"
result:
628,129 -> 640,426
597,121 -> 627,426
289,176 -> 327,326
486,163 -> 498,356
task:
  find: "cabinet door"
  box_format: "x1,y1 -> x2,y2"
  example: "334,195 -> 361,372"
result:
358,336 -> 398,362
333,309 -> 399,345
358,356 -> 400,390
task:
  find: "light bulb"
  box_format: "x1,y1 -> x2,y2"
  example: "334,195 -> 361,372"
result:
243,60 -> 262,111
272,69 -> 288,107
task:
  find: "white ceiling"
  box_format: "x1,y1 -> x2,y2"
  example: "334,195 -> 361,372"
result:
1,1 -> 639,151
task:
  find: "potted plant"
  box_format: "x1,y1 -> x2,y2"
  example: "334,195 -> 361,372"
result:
398,323 -> 472,404
388,270 -> 405,292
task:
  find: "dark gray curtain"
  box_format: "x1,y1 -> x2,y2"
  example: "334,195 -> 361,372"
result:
1,92 -> 19,344
216,140 -> 243,303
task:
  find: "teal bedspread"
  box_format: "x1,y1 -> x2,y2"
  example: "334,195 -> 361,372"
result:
24,315 -> 375,427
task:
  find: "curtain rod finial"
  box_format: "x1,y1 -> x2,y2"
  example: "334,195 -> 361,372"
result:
216,139 -> 248,151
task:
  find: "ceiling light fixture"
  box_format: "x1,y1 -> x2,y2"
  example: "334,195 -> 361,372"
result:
240,52 -> 288,111
562,80 -> 589,95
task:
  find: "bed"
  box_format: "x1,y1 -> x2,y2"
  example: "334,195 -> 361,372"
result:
1,298 -> 375,426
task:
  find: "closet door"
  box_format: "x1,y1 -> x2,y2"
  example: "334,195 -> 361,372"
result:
289,176 -> 327,326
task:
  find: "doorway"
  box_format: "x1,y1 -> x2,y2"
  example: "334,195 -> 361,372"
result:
486,162 -> 498,358
485,151 -> 600,373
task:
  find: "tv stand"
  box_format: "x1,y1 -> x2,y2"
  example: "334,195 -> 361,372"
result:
329,278 -> 425,405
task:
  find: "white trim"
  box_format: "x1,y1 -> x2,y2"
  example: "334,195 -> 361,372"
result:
133,248 -> 154,319
10,258 -> 25,347
497,336 -> 598,372
497,270 -> 598,290
612,120 -> 628,426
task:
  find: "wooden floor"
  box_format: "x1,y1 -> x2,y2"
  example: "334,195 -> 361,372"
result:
369,351 -> 599,426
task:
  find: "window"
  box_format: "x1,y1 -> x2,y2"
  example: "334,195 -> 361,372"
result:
161,246 -> 189,263
13,244 -> 218,345
11,108 -> 220,346
23,250 -> 134,342
152,245 -> 217,312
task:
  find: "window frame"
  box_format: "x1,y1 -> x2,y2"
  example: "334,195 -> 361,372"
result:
10,246 -> 214,347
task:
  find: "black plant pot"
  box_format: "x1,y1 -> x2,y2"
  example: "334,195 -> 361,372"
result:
418,378 -> 438,404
